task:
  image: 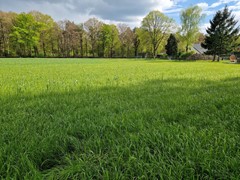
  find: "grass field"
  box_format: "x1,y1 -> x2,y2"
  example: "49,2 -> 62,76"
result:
0,58 -> 240,179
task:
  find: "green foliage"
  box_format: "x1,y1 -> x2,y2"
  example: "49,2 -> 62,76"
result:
179,51 -> 195,60
99,24 -> 120,58
141,11 -> 175,58
165,34 -> 178,58
0,7 -> 238,59
30,11 -> 58,57
202,6 -> 240,61
137,27 -> 151,54
0,11 -> 17,56
133,27 -> 141,57
180,5 -> 204,52
84,18 -> 103,57
10,13 -> 42,57
1,58 -> 240,179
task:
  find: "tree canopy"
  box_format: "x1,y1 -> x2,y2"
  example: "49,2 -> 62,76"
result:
180,5 -> 204,52
141,10 -> 175,58
10,13 -> 42,57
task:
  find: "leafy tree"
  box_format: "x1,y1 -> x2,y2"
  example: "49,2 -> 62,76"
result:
138,27 -> 152,57
202,6 -> 240,61
65,21 -> 81,57
165,34 -> 178,58
99,24 -> 111,57
10,13 -> 42,57
142,11 -> 174,58
197,33 -> 205,43
133,27 -> 141,57
0,11 -> 17,56
30,11 -> 58,57
78,23 -> 86,57
118,24 -> 134,57
180,5 -> 204,52
100,24 -> 120,58
108,24 -> 120,58
84,18 -> 103,57
108,25 -> 120,58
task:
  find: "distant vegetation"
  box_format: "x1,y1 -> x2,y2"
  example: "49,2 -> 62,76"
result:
0,6 -> 239,59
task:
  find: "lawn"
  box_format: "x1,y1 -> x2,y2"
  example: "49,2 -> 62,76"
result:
0,58 -> 240,179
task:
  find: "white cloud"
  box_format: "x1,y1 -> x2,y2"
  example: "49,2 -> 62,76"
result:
210,0 -> 239,8
197,3 -> 209,10
164,8 -> 183,14
210,2 -> 222,8
0,0 -> 181,26
200,23 -> 210,34
0,0 -> 239,29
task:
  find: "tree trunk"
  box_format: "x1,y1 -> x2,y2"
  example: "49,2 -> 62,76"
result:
127,46 -> 130,58
153,44 -> 156,59
186,44 -> 189,53
213,54 -> 216,61
43,42 -> 46,57
34,46 -> 38,57
85,41 -> 88,57
80,38 -> 83,58
134,47 -> 138,57
51,42 -> 54,57
91,41 -> 95,57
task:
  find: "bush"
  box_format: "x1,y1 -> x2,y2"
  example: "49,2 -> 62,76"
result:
179,52 -> 195,60
187,54 -> 214,60
156,53 -> 168,59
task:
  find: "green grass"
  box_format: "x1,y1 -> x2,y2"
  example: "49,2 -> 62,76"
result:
0,58 -> 240,179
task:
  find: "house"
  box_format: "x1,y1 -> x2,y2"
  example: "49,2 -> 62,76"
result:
191,43 -> 207,54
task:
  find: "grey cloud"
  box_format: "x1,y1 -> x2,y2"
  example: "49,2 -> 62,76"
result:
0,0 -> 178,21
0,0 -> 187,27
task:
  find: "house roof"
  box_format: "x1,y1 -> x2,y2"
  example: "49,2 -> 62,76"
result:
193,43 -> 207,54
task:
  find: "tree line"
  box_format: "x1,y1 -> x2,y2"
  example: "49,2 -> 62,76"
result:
0,6 -> 239,59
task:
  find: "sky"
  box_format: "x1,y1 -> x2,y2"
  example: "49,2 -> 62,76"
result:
0,0 -> 240,33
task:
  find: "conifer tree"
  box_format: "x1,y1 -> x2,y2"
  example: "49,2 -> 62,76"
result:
165,34 -> 178,58
202,6 -> 239,61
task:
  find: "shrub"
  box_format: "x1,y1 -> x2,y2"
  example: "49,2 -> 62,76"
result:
179,52 -> 195,60
187,54 -> 214,60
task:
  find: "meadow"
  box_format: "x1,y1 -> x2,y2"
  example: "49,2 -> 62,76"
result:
0,58 -> 240,179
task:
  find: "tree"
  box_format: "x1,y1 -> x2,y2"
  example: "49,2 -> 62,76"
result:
137,27 -> 152,57
57,20 -> 67,57
0,11 -> 16,56
133,28 -> 141,57
78,23 -> 85,57
99,24 -> 110,57
197,33 -> 205,43
65,21 -> 81,57
10,13 -> 42,57
202,6 -> 240,61
84,18 -> 103,57
99,24 -> 120,58
165,34 -> 178,58
180,5 -> 204,52
141,11 -> 174,58
30,11 -> 58,57
108,25 -> 120,58
118,24 -> 134,57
